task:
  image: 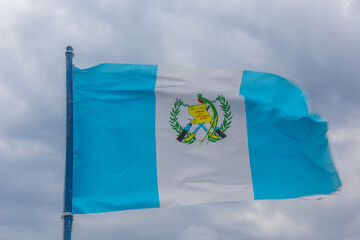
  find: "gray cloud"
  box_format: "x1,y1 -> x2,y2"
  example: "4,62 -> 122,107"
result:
0,0 -> 359,239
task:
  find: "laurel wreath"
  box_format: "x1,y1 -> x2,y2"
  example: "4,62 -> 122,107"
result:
169,95 -> 232,145
207,95 -> 232,143
169,99 -> 196,144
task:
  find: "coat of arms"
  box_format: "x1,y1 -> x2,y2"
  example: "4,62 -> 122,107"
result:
169,94 -> 232,146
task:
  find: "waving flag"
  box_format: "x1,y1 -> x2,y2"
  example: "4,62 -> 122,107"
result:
72,64 -> 341,214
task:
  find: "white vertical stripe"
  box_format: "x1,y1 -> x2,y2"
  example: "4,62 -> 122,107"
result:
155,66 -> 253,207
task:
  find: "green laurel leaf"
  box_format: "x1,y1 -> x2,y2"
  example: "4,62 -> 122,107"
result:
207,95 -> 232,143
169,99 -> 195,144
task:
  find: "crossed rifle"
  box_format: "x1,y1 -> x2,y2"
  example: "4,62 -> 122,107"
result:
177,104 -> 226,142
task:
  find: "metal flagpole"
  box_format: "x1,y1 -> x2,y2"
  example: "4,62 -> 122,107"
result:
63,46 -> 74,240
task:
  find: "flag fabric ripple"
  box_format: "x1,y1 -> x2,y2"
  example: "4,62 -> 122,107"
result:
72,64 -> 341,214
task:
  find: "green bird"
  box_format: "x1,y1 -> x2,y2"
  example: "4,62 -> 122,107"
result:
197,94 -> 218,145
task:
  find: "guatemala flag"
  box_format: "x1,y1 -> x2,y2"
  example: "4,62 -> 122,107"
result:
72,64 -> 341,214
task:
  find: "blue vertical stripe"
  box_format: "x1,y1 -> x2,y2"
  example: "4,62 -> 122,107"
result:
73,64 -> 159,213
240,71 -> 341,199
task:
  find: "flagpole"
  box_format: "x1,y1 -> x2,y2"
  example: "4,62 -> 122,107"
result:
63,46 -> 74,240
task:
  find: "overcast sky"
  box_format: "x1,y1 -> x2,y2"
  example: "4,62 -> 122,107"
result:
0,0 -> 359,239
